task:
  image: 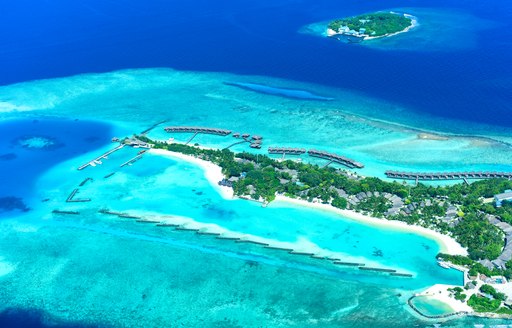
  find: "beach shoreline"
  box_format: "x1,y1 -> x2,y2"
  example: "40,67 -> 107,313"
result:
149,148 -> 234,199
272,195 -> 467,256
149,148 -> 467,257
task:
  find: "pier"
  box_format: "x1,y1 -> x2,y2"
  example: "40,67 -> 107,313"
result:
333,261 -> 365,267
77,144 -> 125,170
79,177 -> 93,187
164,126 -> 232,145
224,134 -> 263,150
308,149 -> 364,169
120,150 -> 147,168
140,120 -> 168,135
268,147 -> 306,156
66,189 -> 91,203
359,267 -> 396,273
385,170 -> 512,181
52,210 -> 80,215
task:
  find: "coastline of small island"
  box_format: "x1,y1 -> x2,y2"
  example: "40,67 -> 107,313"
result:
128,134 -> 512,319
326,11 -> 417,42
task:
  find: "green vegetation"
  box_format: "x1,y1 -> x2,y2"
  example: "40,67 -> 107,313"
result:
139,137 -> 510,265
479,284 -> 506,301
438,254 -> 512,279
328,12 -> 412,37
468,294 -> 502,312
448,287 -> 467,301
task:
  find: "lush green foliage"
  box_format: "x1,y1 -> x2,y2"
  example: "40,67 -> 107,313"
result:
468,294 -> 502,312
141,138 -> 508,263
328,12 -> 412,37
480,284 -> 506,301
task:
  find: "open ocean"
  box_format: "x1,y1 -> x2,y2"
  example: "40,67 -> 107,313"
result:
1,0 -> 512,327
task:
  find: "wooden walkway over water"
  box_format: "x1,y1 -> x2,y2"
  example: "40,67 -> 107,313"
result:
268,147 -> 306,155
77,144 -> 125,170
308,149 -> 364,169
386,170 -> 512,181
164,126 -> 232,136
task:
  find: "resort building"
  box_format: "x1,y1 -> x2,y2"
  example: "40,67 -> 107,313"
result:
495,190 -> 512,207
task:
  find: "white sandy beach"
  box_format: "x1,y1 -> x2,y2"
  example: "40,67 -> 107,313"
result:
150,148 -> 467,257
149,148 -> 234,199
415,284 -> 473,313
327,12 -> 418,41
273,195 -> 468,256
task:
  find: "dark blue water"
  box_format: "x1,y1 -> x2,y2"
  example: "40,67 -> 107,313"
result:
0,119 -> 112,215
1,0 -> 511,127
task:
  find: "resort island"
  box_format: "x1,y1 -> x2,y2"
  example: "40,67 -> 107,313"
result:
327,12 -> 416,40
125,131 -> 512,319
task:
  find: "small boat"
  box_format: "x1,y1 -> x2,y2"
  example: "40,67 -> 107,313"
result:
437,261 -> 450,269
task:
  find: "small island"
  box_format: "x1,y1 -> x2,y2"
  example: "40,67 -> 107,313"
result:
327,12 -> 416,40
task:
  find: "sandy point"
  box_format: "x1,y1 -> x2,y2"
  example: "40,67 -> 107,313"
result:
272,195 -> 467,257
148,148 -> 234,199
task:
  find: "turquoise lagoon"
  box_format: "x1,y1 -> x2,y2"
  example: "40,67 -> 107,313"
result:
1,70 -> 512,326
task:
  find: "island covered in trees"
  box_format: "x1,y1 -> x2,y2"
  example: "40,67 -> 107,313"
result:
135,135 -> 512,316
327,12 -> 415,40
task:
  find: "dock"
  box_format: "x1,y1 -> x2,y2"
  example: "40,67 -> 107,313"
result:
140,120 -> 168,135
333,261 -> 365,267
79,177 -> 93,187
120,150 -> 147,168
359,267 -> 396,273
235,240 -> 270,246
104,172 -> 116,179
77,144 -> 125,170
390,272 -> 413,277
52,210 -> 80,215
385,170 -> 512,181
268,147 -> 306,156
308,149 -> 364,169
66,189 -> 91,203
164,126 -> 231,145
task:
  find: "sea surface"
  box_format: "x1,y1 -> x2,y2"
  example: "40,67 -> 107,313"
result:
1,0 -> 512,327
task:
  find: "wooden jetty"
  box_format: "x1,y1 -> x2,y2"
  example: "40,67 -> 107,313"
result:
98,209 -> 125,216
263,245 -> 295,252
136,219 -> 161,223
196,231 -> 221,235
268,147 -> 306,155
120,151 -> 146,168
156,223 -> 181,227
215,236 -> 240,240
359,267 -> 396,273
77,144 -> 125,170
164,126 -> 232,136
140,120 -> 168,135
390,272 -> 413,277
235,240 -> 270,246
175,226 -> 201,231
79,177 -> 93,187
385,170 -> 512,181
118,214 -> 141,219
66,189 -> 91,203
308,149 -> 364,169
333,261 -> 365,267
52,210 -> 80,215
104,172 -> 116,179
289,251 -> 315,256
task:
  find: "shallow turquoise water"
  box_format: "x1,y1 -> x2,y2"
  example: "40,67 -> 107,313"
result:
1,70 -> 512,326
410,296 -> 455,317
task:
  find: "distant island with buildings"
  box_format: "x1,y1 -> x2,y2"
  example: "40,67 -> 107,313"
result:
327,12 -> 416,41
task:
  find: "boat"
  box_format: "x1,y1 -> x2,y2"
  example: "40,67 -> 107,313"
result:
437,261 -> 450,269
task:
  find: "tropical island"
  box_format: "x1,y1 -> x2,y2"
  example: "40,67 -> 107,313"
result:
132,134 -> 512,317
327,12 -> 415,40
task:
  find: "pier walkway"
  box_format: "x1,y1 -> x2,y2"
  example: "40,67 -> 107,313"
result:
164,126 -> 232,136
140,120 -> 168,135
308,149 -> 364,169
386,170 -> 512,181
268,147 -> 306,155
77,144 -> 125,170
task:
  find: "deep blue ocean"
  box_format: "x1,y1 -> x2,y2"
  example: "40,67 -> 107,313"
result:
1,1 -> 512,327
1,0 -> 511,126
